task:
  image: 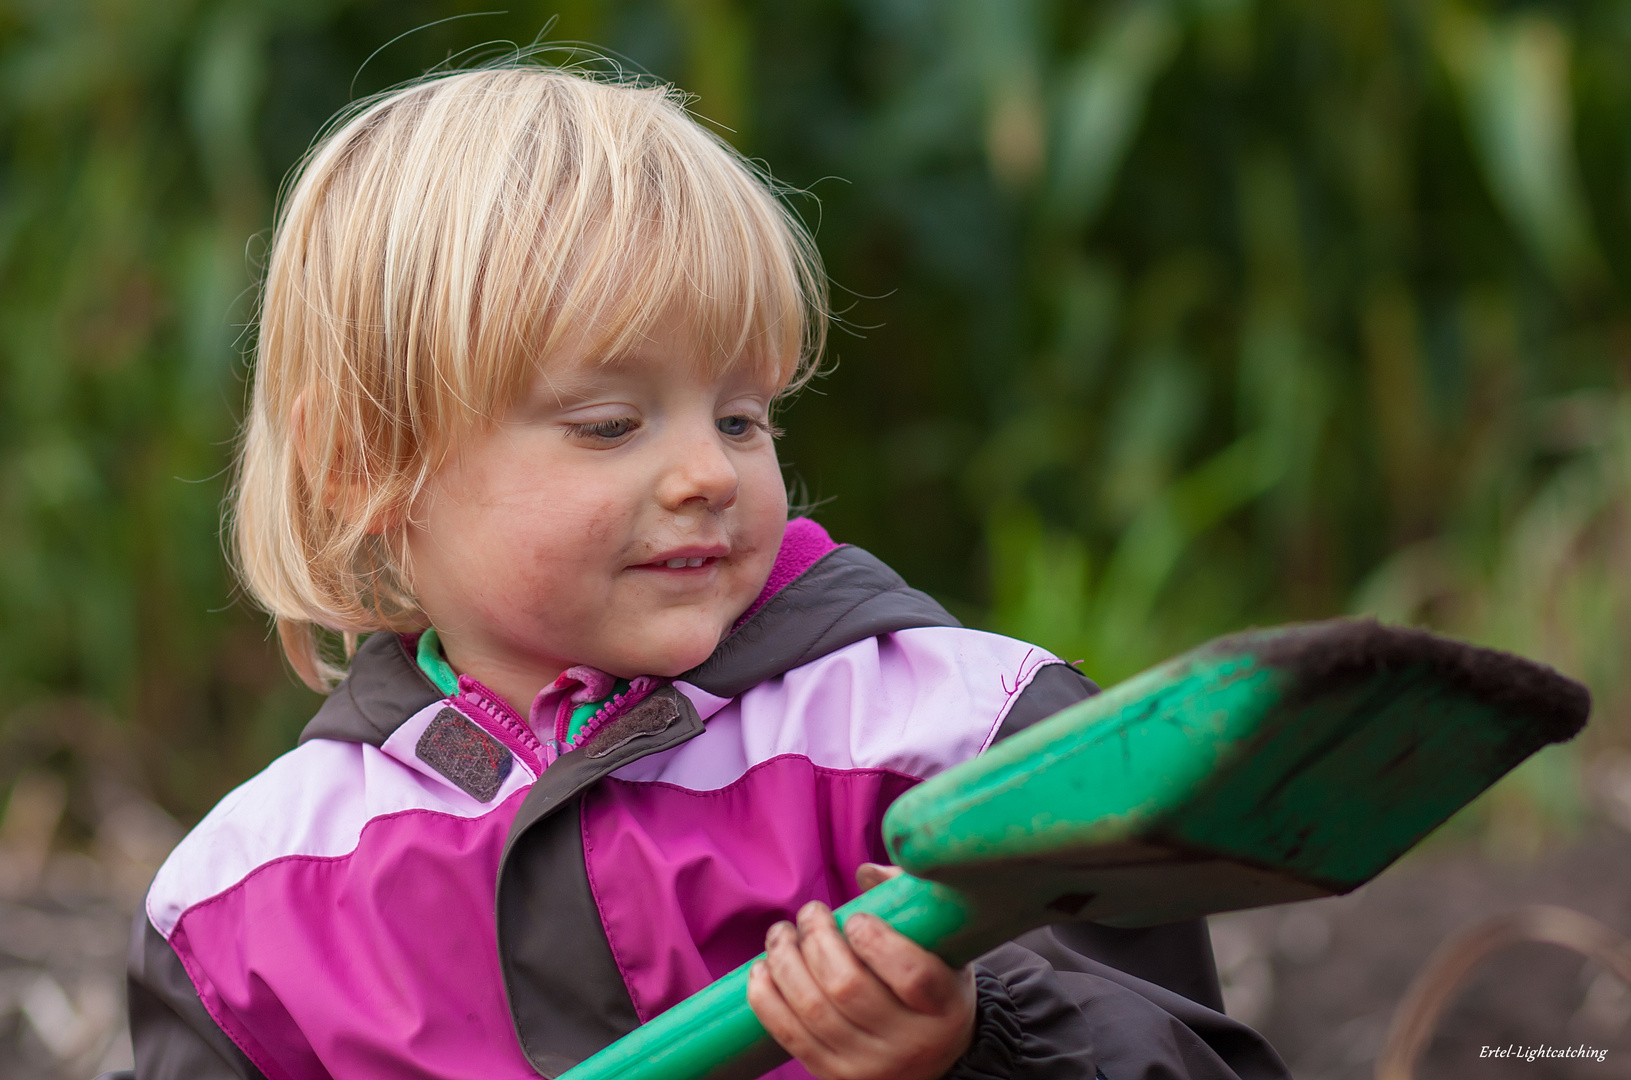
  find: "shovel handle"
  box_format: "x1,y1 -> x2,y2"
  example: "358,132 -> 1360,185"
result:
557,873 -> 976,1080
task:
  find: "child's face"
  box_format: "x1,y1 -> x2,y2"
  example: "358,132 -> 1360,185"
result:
404,312 -> 789,704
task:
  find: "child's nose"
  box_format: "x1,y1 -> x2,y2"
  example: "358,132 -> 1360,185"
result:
656,426 -> 739,511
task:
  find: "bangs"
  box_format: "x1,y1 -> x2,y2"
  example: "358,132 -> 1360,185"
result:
534,127 -> 820,390
453,70 -> 826,416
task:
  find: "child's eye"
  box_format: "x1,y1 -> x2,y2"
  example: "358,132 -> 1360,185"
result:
566,418 -> 638,442
717,415 -> 774,439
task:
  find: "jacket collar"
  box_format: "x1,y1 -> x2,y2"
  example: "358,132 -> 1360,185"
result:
680,543 -> 960,698
299,630 -> 443,746
298,522 -> 960,749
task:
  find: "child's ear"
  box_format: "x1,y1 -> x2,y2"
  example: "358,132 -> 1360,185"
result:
290,390 -> 404,535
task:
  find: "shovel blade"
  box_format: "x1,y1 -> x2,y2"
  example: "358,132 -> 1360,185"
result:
884,619 -> 1589,928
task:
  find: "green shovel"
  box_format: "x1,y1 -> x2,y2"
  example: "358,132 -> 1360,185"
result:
558,618 -> 1589,1080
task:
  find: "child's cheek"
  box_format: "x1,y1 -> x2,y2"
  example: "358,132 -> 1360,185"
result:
577,506 -> 624,548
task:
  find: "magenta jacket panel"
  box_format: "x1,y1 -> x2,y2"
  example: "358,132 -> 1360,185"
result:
146,625 -> 1062,1079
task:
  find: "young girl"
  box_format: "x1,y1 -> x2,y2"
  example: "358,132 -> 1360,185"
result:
125,65 -> 1288,1080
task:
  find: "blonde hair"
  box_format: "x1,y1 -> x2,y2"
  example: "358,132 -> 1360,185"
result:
232,63 -> 827,690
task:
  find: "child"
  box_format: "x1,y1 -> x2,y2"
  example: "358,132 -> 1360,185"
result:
125,65 -> 1290,1080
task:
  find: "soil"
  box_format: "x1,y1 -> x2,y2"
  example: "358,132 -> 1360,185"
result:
1220,826 -> 1631,1080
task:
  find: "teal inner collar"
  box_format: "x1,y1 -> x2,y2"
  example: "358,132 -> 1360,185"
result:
416,628 -> 626,745
416,628 -> 459,697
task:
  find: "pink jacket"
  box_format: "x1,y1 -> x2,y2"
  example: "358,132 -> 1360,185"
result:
127,520 -> 1285,1080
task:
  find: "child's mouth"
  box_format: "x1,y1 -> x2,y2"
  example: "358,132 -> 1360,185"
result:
634,554 -> 723,571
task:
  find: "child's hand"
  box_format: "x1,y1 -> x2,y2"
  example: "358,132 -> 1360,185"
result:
746,869 -> 976,1080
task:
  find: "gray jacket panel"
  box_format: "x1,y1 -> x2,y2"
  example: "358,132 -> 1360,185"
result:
128,917 -> 266,1080
683,545 -> 962,699
952,941 -> 1288,1080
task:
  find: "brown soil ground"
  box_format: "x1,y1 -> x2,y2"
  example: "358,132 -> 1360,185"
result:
1221,826 -> 1631,1080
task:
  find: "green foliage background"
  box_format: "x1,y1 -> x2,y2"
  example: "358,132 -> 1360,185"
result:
1,0 -> 1627,840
